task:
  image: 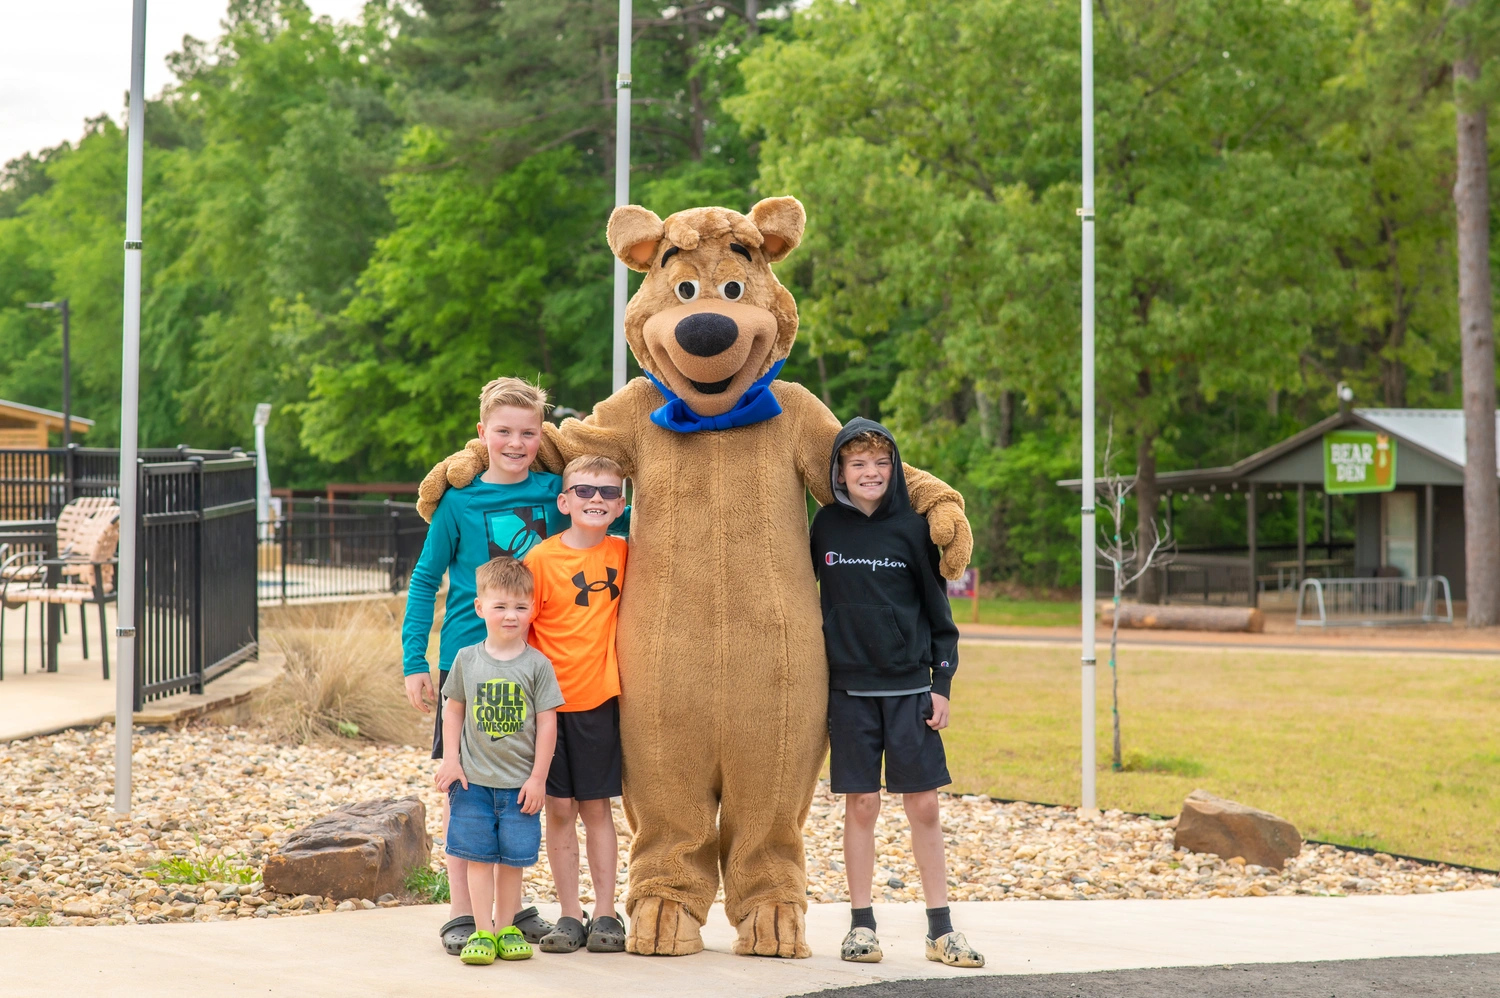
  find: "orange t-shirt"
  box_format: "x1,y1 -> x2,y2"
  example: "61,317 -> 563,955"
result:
523,534 -> 627,712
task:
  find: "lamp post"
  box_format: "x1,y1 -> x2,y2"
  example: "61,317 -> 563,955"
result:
1078,0 -> 1098,812
612,0 -> 633,394
115,0 -> 148,816
24,299 -> 72,449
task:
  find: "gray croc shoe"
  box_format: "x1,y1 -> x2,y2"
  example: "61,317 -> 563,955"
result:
925,930 -> 985,968
586,914 -> 627,953
513,906 -> 555,945
840,926 -> 883,963
440,915 -> 476,956
539,915 -> 588,953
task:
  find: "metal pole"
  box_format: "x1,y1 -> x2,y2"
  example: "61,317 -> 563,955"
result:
115,0 -> 148,816
612,0 -> 633,393
1079,0 -> 1097,812
254,403 -> 271,544
61,299 -> 72,451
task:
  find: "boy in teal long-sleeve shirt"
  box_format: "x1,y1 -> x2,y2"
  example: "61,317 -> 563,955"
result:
403,377 -> 627,957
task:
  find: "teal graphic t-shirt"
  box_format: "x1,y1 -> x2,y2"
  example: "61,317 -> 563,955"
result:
402,473 -> 568,676
441,643 -> 564,789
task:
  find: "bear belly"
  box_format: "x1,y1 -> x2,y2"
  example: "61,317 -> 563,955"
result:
611,420 -> 830,928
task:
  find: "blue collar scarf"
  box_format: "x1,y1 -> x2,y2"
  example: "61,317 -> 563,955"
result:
644,359 -> 787,433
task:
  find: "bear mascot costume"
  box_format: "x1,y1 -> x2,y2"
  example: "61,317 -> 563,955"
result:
417,197 -> 972,958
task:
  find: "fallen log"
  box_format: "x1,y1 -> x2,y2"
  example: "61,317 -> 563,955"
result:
1099,603 -> 1264,633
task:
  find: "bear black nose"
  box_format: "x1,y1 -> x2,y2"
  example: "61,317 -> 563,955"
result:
674,311 -> 740,357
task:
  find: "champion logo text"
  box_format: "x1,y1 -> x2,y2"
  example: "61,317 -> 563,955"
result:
824,551 -> 906,571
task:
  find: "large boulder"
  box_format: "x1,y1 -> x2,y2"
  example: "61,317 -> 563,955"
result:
1174,790 -> 1301,870
262,797 -> 431,900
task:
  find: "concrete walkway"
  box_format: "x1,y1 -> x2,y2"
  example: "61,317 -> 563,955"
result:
0,603 -> 281,741
1,893 -> 1494,998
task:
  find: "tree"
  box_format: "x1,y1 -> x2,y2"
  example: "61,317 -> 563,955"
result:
1449,0 -> 1500,626
1097,425 -> 1173,771
733,0 -> 1352,589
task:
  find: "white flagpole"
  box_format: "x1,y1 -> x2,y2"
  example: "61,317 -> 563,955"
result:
612,0 -> 633,393
115,0 -> 148,814
1079,0 -> 1098,812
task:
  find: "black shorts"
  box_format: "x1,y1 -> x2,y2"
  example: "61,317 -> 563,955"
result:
547,697 -> 623,801
827,689 -> 951,795
430,668 -> 450,761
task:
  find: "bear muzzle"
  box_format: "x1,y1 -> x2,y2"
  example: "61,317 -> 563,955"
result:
641,300 -> 780,413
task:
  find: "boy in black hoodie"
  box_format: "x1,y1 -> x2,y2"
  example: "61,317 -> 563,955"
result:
810,418 -> 984,969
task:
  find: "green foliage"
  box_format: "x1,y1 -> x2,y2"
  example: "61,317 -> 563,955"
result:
0,0 -> 1484,588
143,854 -> 256,885
404,863 -> 450,904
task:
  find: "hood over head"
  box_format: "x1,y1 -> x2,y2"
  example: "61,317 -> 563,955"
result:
829,417 -> 910,519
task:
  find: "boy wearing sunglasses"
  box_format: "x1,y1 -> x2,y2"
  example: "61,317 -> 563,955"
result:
522,454 -> 630,954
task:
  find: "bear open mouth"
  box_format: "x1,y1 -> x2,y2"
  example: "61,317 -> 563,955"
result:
688,376 -> 735,394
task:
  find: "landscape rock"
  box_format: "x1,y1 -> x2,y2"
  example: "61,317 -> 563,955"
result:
261,798 -> 431,901
1174,790 -> 1301,869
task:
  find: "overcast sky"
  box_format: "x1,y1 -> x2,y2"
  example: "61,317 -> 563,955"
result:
1,0 -> 369,169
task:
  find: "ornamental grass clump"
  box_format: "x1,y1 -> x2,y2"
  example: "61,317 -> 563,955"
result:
255,601 -> 423,746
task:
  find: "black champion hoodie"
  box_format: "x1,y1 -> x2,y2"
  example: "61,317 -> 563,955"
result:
810,418 -> 959,698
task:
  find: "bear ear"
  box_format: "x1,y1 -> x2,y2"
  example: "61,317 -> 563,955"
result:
748,196 -> 805,263
607,205 -> 666,273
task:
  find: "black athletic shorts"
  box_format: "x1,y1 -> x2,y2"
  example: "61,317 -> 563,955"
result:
827,689 -> 951,795
429,668 -> 450,761
547,697 -> 623,801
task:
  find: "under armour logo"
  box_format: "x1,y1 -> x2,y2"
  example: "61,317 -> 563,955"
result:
572,567 -> 620,606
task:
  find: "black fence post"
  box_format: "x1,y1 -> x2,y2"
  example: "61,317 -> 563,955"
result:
386,499 -> 400,594
190,456 -> 205,695
133,457 -> 145,712
280,505 -> 289,605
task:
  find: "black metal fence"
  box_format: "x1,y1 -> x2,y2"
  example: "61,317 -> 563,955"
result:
137,456 -> 259,707
1,446 -> 260,708
259,498 -> 427,602
0,445 -> 247,521
1100,543 -> 1357,605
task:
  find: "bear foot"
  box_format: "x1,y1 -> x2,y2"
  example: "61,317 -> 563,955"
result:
626,897 -> 704,956
733,902 -> 811,959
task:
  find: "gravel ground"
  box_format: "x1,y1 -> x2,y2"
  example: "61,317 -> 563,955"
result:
0,723 -> 1493,928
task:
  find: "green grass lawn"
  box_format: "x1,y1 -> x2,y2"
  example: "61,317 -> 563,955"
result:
945,643 -> 1500,870
949,596 -> 1080,627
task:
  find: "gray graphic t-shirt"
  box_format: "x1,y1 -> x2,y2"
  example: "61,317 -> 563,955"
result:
441,643 -> 565,790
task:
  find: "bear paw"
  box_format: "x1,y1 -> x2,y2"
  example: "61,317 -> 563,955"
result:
733,902 -> 811,959
626,897 -> 704,956
926,499 -> 974,581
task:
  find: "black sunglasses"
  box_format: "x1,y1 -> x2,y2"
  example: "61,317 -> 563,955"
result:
565,484 -> 623,500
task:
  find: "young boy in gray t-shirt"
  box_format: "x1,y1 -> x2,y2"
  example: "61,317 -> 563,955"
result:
436,557 -> 564,965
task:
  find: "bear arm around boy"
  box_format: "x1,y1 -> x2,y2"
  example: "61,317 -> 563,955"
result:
418,404 -> 968,577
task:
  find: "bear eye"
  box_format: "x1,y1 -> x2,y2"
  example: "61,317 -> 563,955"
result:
718,280 -> 744,301
675,280 -> 699,303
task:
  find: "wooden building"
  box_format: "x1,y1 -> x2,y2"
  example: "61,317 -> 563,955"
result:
0,399 -> 92,448
1063,408 -> 1500,603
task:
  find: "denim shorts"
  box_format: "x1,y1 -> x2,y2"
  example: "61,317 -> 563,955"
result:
444,783 -> 541,867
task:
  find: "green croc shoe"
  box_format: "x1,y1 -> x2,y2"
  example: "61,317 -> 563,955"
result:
460,930 -> 498,966
496,924 -> 534,961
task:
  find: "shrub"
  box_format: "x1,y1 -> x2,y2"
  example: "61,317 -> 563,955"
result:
254,601 -> 424,745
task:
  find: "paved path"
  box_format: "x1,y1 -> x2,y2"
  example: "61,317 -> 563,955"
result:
957,623 -> 1500,658
816,954 -> 1500,996
2,892 -> 1494,998
0,603 -> 281,741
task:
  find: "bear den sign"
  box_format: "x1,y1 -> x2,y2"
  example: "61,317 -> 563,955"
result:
1323,430 -> 1396,494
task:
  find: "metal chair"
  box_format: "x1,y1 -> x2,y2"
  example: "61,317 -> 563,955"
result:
0,510 -> 119,680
